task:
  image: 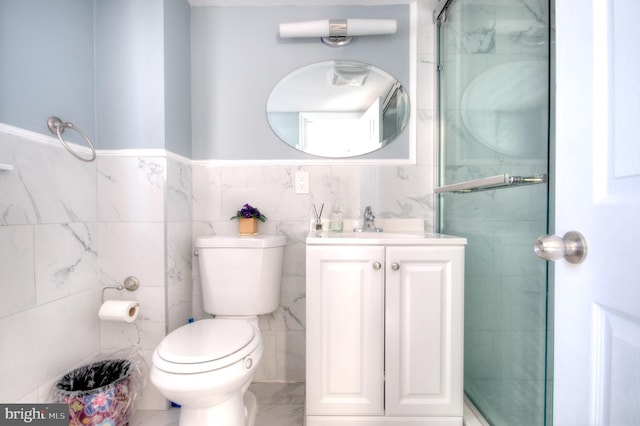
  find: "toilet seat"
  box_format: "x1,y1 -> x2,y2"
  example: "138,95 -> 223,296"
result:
152,319 -> 259,374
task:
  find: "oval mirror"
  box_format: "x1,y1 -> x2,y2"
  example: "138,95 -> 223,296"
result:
266,60 -> 410,158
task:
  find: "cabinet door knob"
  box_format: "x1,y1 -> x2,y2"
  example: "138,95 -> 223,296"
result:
391,262 -> 400,271
373,261 -> 382,270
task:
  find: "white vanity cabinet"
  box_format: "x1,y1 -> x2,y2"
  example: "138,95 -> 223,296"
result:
306,234 -> 465,426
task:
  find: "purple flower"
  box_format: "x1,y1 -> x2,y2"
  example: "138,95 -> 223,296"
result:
230,203 -> 267,222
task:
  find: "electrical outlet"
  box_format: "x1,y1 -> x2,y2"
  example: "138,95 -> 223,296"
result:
295,171 -> 309,194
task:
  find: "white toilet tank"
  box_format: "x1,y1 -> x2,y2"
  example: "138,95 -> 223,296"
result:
195,235 -> 286,316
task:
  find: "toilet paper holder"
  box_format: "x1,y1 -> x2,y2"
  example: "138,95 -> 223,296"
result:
101,276 -> 140,303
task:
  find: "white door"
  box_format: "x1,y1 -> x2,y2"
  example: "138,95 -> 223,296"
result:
553,1 -> 640,425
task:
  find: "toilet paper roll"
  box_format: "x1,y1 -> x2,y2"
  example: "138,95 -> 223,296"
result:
99,300 -> 139,323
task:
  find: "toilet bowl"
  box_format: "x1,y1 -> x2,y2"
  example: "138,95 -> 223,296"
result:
151,319 -> 263,426
150,234 -> 286,426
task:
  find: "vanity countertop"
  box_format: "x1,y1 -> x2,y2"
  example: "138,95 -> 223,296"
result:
306,218 -> 466,245
306,231 -> 467,246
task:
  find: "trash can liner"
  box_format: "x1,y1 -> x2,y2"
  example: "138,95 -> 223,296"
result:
57,359 -> 131,394
52,349 -> 146,426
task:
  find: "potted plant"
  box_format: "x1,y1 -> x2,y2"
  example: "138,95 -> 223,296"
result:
230,203 -> 267,235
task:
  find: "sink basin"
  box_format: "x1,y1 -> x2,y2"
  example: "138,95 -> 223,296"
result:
326,232 -> 425,239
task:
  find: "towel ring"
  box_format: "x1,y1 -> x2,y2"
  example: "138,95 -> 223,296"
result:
47,116 -> 97,162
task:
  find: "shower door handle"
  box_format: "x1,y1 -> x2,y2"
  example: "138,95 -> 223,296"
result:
534,231 -> 588,264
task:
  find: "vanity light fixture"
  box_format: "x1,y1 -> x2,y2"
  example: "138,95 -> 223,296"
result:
279,19 -> 397,47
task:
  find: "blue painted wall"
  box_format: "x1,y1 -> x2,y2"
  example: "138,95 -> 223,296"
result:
191,5 -> 410,160
95,0 -> 166,151
1,1 -> 408,161
0,0 -> 192,157
95,0 -> 191,156
0,0 -> 95,140
164,0 -> 192,157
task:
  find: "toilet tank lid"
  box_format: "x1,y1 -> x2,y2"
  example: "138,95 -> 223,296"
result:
195,235 -> 286,249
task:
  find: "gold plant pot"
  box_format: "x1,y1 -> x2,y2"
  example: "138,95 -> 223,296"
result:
238,218 -> 259,235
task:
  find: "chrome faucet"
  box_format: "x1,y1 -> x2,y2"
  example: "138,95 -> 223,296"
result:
356,206 -> 383,232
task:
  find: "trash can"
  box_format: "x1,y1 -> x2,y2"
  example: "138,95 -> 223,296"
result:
54,359 -> 135,426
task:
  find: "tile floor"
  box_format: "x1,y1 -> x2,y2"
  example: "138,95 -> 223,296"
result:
129,382 -> 482,425
129,382 -> 305,426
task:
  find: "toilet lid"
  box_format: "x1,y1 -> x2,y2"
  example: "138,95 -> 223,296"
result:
157,319 -> 256,365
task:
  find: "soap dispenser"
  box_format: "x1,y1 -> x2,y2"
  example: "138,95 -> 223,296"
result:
329,203 -> 343,233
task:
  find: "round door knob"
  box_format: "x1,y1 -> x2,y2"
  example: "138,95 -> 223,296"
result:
391,263 -> 400,271
534,231 -> 588,264
373,262 -> 382,270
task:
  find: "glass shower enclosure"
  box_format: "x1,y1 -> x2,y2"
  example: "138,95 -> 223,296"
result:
435,0 -> 551,425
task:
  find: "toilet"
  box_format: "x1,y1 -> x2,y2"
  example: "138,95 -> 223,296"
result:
150,235 -> 286,426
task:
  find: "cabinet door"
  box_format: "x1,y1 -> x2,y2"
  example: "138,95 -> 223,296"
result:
385,246 -> 464,417
306,245 -> 385,415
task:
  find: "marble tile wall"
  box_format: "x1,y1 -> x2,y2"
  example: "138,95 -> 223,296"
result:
166,159 -> 194,335
97,156 -> 168,363
0,143 -> 437,402
0,130 -> 100,403
96,154 -> 193,410
0,132 -> 194,409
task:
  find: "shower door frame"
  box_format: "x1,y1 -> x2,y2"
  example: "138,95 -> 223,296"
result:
433,1 -> 553,425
